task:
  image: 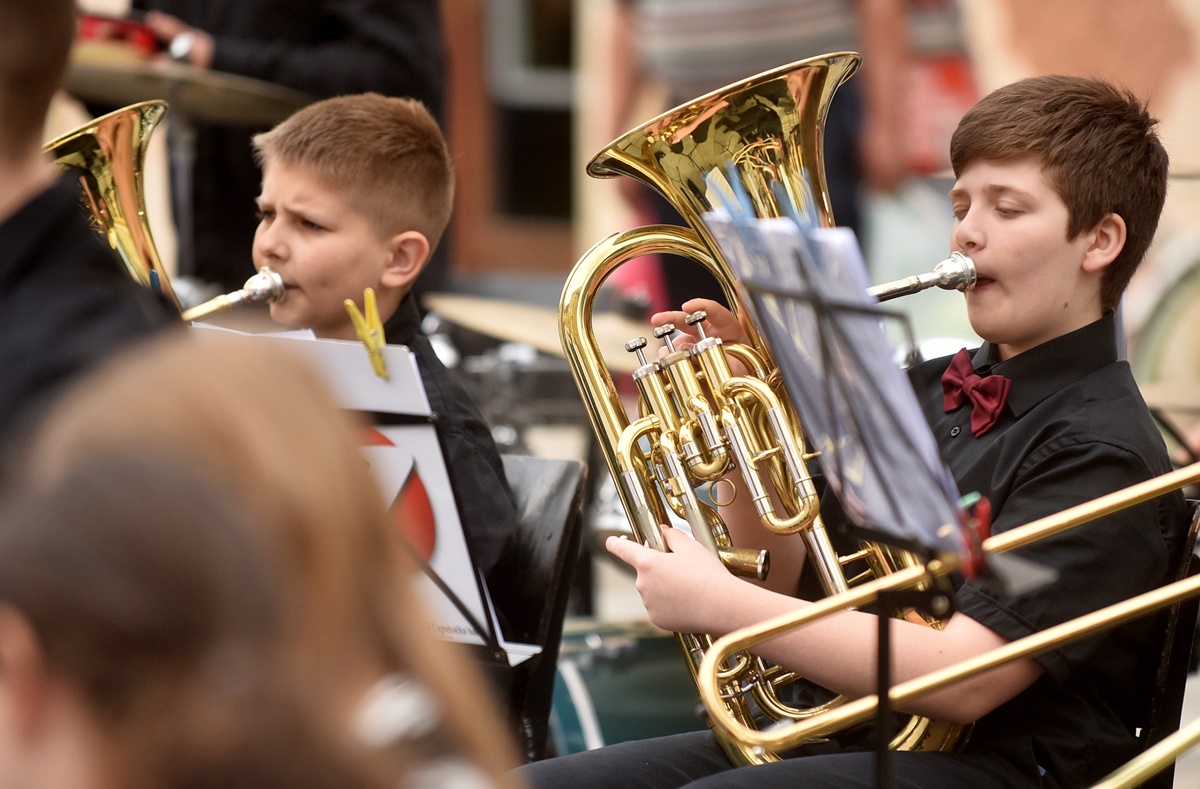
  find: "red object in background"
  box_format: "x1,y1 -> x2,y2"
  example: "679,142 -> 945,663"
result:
76,14 -> 161,58
361,428 -> 437,562
904,53 -> 979,175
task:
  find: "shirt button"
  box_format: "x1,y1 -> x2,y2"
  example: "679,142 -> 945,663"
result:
950,426 -> 962,437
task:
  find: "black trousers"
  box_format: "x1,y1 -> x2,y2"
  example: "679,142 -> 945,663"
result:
515,731 -> 1040,789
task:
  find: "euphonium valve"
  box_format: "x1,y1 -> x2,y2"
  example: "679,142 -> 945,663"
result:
181,267 -> 286,322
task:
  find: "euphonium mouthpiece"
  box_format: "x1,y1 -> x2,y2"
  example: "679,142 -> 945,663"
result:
866,252 -> 976,303
180,267 -> 286,322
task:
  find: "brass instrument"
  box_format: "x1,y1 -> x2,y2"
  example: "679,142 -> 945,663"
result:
44,100 -> 181,311
559,52 -> 974,766
44,101 -> 286,324
180,267 -> 285,322
696,461 -> 1200,786
868,251 -> 975,302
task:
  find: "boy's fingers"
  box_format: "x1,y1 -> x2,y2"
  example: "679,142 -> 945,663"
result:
650,310 -> 689,328
606,534 -> 646,566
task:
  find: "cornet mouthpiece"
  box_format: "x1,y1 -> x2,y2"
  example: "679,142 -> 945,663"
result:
179,266 -> 286,322
867,253 -> 977,303
241,266 -> 286,304
934,252 -> 976,292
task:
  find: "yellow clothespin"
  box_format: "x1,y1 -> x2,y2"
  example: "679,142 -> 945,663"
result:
345,287 -> 389,380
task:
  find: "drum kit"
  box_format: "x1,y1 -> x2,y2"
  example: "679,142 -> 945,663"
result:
69,15 -> 312,127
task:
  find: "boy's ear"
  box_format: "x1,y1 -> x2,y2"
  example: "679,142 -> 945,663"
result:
1081,213 -> 1127,273
380,230 -> 431,290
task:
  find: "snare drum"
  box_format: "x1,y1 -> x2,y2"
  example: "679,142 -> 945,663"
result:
549,619 -> 707,755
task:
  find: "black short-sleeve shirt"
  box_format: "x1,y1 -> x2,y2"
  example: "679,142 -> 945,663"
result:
907,314 -> 1187,787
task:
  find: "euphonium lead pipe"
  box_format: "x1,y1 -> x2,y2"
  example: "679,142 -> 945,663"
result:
181,267 -> 286,322
867,251 -> 976,303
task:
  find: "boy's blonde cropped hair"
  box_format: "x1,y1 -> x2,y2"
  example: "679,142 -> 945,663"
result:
253,93 -> 454,251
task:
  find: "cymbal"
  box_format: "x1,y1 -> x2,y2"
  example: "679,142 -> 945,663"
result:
65,49 -> 312,127
1140,379 -> 1200,414
424,293 -> 649,374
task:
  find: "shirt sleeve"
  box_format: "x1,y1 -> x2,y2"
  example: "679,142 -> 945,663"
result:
954,437 -> 1173,684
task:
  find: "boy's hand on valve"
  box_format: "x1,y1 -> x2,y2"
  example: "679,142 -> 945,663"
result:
606,525 -> 738,635
651,299 -> 749,374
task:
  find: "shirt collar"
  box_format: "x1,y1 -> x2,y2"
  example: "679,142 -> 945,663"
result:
970,313 -> 1119,418
382,290 -> 422,344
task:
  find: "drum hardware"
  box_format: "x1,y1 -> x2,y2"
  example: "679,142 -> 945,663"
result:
550,619 -> 708,756
424,293 -> 647,374
454,342 -> 589,455
65,47 -> 313,128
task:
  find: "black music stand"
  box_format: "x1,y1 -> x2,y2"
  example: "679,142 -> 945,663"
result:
703,199 -> 972,788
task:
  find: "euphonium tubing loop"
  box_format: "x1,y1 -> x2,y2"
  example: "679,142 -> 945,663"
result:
559,52 -> 976,766
44,101 -> 286,323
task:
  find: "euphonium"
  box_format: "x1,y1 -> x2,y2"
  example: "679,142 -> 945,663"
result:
559,52 -> 973,766
43,100 -> 181,312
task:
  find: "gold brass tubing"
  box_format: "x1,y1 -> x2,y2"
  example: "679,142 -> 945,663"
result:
702,568 -> 1200,751
45,101 -> 182,311
722,376 -> 819,533
982,461 -> 1200,556
699,461 -> 1200,752
180,294 -> 237,322
1091,715 -> 1200,789
561,225 -> 720,544
615,414 -> 667,551
725,343 -> 772,381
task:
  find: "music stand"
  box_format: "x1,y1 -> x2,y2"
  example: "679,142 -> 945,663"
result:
703,204 -> 972,787
186,324 -> 541,670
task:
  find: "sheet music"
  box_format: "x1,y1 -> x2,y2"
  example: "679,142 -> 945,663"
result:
188,324 -> 538,665
704,213 -> 966,557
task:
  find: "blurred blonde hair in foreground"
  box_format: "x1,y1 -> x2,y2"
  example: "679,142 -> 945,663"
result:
23,332 -> 524,788
0,451 -> 390,787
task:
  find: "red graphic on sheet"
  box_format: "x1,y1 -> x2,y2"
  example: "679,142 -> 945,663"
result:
362,428 -> 436,562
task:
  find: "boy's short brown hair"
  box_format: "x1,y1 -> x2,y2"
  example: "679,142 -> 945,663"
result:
0,0 -> 76,155
950,74 -> 1169,313
252,93 -> 454,252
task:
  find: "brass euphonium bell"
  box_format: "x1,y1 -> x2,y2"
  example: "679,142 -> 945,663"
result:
559,52 -> 971,767
43,100 -> 181,312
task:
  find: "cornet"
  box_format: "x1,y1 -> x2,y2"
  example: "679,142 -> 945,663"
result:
45,101 -> 285,325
